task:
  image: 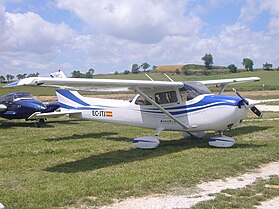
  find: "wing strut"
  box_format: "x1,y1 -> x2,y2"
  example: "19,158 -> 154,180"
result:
136,88 -> 189,130
218,84 -> 227,94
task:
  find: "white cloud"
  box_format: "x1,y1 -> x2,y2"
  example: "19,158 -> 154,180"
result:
0,4 -> 75,75
260,0 -> 279,16
268,17 -> 279,34
0,9 -> 73,53
57,0 -> 203,43
1,1 -> 279,76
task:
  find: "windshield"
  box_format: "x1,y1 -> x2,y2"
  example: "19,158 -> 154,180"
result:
180,82 -> 212,101
14,92 -> 33,100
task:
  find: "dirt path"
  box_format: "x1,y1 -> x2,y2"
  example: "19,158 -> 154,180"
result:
100,162 -> 279,209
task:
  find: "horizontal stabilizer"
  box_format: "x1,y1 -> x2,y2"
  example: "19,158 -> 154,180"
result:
28,110 -> 82,120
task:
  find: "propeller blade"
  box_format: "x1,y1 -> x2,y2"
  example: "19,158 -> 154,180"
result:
250,106 -> 263,118
232,88 -> 262,118
232,88 -> 249,105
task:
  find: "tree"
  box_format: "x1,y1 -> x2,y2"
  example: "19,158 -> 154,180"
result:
27,72 -> 39,77
242,58 -> 254,71
6,74 -> 14,82
114,71 -> 119,75
181,65 -> 191,76
85,68 -> 94,78
175,69 -> 180,75
152,65 -> 157,71
131,64 -> 140,74
10,75 -> 15,81
141,62 -> 150,72
263,62 -> 273,71
123,70 -> 130,75
227,64 -> 237,73
202,53 -> 213,69
16,73 -> 27,80
0,75 -> 5,82
71,70 -> 83,78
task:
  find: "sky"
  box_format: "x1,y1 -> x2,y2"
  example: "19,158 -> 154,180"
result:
0,0 -> 279,77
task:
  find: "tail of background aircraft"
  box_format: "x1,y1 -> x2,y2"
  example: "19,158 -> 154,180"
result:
50,70 -> 66,78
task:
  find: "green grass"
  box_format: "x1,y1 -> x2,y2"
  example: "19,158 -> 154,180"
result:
0,110 -> 279,208
193,176 -> 279,209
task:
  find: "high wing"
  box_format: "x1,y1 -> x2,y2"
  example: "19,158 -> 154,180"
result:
199,77 -> 260,86
4,76 -> 260,92
199,77 -> 260,94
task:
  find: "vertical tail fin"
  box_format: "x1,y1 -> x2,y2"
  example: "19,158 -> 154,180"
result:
55,90 -> 90,110
50,70 -> 67,78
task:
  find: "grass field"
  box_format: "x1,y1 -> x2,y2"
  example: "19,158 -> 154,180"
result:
0,70 -> 279,208
0,109 -> 278,208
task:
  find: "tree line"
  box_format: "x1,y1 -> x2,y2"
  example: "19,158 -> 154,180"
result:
0,56 -> 277,82
200,53 -> 277,73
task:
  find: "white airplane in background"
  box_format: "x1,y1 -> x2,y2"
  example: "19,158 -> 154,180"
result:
5,74 -> 262,149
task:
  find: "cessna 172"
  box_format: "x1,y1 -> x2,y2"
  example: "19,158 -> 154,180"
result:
5,74 -> 262,148
0,92 -> 60,126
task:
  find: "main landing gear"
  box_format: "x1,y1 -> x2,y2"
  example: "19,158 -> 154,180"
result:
133,128 -> 164,149
208,131 -> 235,148
34,118 -> 46,128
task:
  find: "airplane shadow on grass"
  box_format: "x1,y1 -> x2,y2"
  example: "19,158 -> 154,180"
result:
0,119 -> 79,129
45,125 -> 269,173
44,132 -> 124,142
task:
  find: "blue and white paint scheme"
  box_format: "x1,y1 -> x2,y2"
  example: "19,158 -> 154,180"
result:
4,74 -> 261,148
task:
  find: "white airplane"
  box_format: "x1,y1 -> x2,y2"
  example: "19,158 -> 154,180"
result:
5,74 -> 262,149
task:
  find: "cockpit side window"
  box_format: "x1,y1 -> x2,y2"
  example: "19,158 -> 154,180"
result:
155,91 -> 178,104
14,92 -> 33,100
180,82 -> 212,101
2,95 -> 14,103
135,95 -> 152,105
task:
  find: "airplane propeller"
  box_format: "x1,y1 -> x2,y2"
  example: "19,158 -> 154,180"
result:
232,88 -> 262,118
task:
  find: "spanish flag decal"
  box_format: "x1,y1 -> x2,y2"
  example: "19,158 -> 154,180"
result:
106,111 -> 113,117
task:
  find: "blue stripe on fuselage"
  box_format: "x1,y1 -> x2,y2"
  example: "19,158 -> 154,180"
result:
140,95 -> 242,115
59,102 -> 104,110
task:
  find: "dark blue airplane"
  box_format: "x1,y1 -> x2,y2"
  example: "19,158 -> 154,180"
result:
0,92 -> 60,126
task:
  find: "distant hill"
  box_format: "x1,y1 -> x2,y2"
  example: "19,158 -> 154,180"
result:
154,64 -> 227,72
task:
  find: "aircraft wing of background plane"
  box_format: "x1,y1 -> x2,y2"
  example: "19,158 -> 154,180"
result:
4,76 -> 260,92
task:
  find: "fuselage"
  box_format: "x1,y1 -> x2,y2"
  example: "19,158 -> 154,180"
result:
56,89 -> 249,132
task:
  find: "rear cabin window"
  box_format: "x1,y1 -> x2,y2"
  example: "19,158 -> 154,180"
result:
155,91 -> 178,104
